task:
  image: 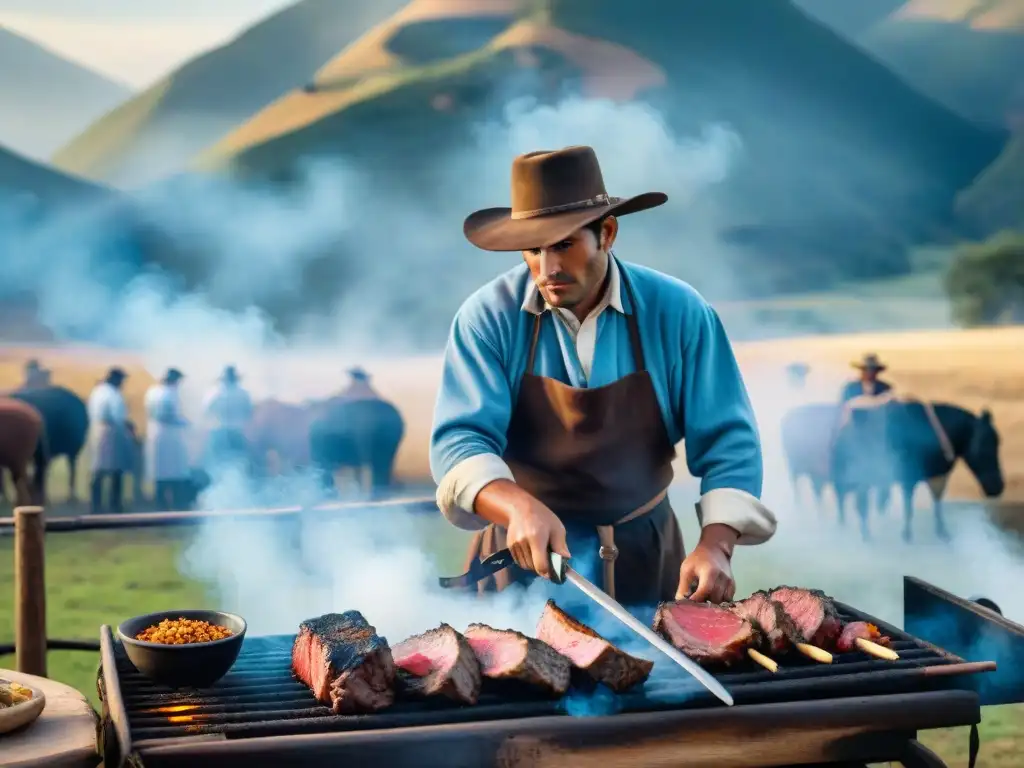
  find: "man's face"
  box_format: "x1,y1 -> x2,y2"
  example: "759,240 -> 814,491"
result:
861,368 -> 878,383
522,216 -> 618,309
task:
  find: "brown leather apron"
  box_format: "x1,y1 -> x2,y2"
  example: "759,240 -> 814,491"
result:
462,262 -> 683,604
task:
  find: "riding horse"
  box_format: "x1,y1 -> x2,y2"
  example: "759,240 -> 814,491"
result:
0,398 -> 48,506
784,400 -> 1004,542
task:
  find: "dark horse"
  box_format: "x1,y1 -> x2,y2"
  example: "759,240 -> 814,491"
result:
782,400 -> 1004,542
308,398 -> 406,497
6,385 -> 89,503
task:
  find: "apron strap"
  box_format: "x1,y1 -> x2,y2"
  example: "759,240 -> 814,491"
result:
526,312 -> 542,374
616,257 -> 647,373
595,487 -> 668,599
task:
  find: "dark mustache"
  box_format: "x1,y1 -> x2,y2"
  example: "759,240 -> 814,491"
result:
541,274 -> 576,288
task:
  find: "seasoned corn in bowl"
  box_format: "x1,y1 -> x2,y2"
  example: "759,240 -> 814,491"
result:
117,610 -> 247,688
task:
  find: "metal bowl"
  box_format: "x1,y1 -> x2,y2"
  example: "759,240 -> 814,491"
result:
117,610 -> 247,689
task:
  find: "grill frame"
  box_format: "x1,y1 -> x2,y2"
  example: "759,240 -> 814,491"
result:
99,601 -> 995,768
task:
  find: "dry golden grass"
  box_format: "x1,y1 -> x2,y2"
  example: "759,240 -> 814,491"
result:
1,326 -> 1022,501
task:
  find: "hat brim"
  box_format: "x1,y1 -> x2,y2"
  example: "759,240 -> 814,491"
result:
463,192 -> 668,252
852,362 -> 886,372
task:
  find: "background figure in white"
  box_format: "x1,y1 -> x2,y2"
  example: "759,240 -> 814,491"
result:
87,367 -> 132,514
202,365 -> 254,478
144,368 -> 192,510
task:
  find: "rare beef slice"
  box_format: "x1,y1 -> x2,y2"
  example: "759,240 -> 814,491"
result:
768,587 -> 842,648
464,623 -> 571,696
653,600 -> 758,666
730,591 -> 800,655
536,600 -> 653,692
292,611 -> 395,714
392,624 -> 482,705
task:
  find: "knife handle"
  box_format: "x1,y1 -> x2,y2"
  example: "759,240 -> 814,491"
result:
549,552 -> 567,585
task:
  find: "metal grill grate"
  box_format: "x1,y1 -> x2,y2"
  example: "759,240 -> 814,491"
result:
100,603 -> 990,746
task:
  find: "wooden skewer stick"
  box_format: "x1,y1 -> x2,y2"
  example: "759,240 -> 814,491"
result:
795,642 -> 833,664
748,648 -> 778,673
856,637 -> 899,660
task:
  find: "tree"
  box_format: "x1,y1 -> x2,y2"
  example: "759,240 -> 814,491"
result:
945,231 -> 1024,327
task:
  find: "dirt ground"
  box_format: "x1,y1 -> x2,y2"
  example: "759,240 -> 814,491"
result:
1,326 -> 1022,501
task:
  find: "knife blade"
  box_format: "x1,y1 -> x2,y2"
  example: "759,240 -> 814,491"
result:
548,553 -> 734,707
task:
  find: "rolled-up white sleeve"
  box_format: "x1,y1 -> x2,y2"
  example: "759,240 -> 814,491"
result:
435,453 -> 515,531
697,488 -> 777,545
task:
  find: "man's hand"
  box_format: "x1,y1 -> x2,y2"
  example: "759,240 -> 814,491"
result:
676,523 -> 739,603
474,479 -> 570,581
506,498 -> 570,580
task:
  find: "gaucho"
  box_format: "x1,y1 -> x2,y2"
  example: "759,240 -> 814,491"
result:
430,146 -> 777,607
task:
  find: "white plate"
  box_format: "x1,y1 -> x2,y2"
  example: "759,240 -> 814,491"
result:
0,681 -> 46,735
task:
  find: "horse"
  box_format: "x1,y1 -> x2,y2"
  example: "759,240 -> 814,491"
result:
0,398 -> 48,506
783,399 -> 1004,542
6,385 -> 88,503
308,398 -> 406,497
780,403 -> 836,510
247,399 -> 318,475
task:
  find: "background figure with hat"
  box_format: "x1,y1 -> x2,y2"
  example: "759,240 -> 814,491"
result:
21,358 -> 51,390
144,368 -> 192,511
840,353 -> 893,403
202,365 -> 253,479
308,366 -> 406,497
786,362 -> 810,391
86,366 -> 132,514
431,145 -> 776,609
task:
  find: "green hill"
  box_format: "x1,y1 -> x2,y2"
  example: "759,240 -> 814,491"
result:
50,0 -> 406,188
195,0 -> 1004,295
956,133 -> 1023,233
0,26 -> 131,161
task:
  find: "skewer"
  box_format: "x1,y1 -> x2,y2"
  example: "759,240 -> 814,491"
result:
856,637 -> 899,660
747,648 -> 778,673
795,642 -> 833,664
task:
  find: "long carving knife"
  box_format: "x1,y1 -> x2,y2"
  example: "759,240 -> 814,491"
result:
548,552 -> 735,707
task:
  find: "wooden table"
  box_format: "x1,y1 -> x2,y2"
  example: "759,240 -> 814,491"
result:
1,669 -> 100,768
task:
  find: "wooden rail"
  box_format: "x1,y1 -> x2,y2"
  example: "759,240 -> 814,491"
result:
5,495 -> 438,675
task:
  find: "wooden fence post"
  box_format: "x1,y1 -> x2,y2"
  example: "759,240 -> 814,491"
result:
14,505 -> 46,677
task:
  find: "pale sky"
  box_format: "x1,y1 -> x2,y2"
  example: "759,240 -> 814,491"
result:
0,0 -> 296,88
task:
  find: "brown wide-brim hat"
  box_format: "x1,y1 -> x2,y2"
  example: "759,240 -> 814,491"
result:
852,353 -> 886,372
464,146 -> 667,252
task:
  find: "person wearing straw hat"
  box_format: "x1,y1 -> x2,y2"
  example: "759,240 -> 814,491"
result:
86,366 -> 132,514
202,365 -> 254,476
430,146 -> 776,606
840,353 -> 892,403
144,368 -> 192,510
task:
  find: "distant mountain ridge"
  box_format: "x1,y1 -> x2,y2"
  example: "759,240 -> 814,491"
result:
195,0 -> 1004,296
0,25 -> 131,160
51,0 -> 408,188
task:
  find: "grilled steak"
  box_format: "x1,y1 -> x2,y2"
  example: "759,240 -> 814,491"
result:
464,623 -> 571,696
292,612 -> 395,714
654,599 -> 758,666
730,591 -> 800,654
768,587 -> 843,647
837,621 -> 891,653
536,600 -> 653,692
392,624 -> 481,705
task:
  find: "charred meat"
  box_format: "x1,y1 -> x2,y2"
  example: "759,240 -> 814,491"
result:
654,599 -> 760,666
837,621 -> 891,653
536,600 -> 653,692
768,586 -> 843,648
292,612 -> 395,714
464,623 -> 571,696
730,591 -> 800,654
392,624 -> 481,705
